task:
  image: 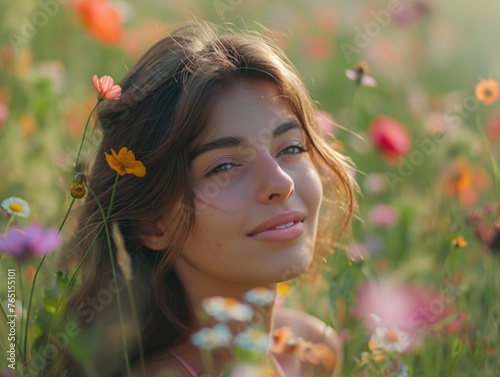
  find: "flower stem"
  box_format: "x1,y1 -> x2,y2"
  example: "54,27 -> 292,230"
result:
474,111 -> 499,201
74,101 -> 100,172
53,223 -> 105,317
4,214 -> 15,233
91,175 -> 132,376
22,198 -> 75,362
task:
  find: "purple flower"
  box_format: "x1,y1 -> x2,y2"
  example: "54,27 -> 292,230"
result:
0,225 -> 62,260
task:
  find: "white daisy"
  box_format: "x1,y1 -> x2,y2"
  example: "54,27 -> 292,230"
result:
1,197 -> 30,218
234,327 -> 270,352
244,287 -> 276,306
370,326 -> 410,353
202,296 -> 253,322
191,324 -> 232,350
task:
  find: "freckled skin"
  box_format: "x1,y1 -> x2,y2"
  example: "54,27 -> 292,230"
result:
173,79 -> 322,299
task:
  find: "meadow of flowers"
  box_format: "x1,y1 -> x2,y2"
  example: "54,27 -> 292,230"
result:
0,0 -> 499,376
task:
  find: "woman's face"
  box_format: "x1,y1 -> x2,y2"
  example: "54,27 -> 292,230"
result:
174,79 -> 323,287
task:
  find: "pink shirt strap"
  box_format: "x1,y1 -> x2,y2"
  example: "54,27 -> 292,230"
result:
167,349 -> 205,377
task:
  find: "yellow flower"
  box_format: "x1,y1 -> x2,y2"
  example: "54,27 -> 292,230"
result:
475,79 -> 499,105
105,147 -> 146,177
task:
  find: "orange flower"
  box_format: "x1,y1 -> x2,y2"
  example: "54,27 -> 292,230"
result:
71,0 -> 123,45
295,342 -> 337,370
70,183 -> 87,199
270,327 -> 293,354
105,147 -> 146,177
452,235 -> 468,248
92,75 -> 121,101
443,159 -> 489,208
475,79 -> 499,105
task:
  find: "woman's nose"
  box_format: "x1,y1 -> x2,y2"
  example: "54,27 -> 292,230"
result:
254,155 -> 295,203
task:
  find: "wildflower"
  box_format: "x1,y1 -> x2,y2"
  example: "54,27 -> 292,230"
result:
444,311 -> 469,333
235,327 -> 270,352
270,327 -> 337,370
202,296 -> 253,322
452,235 -> 468,248
20,113 -> 37,138
25,265 -> 35,281
370,326 -> 411,353
93,75 -> 121,101
295,342 -> 337,369
0,225 -> 62,260
244,287 -> 276,306
353,282 -> 454,347
345,61 -> 377,87
105,147 -> 146,177
277,282 -> 290,298
486,111 -> 500,142
475,78 -> 499,105
0,100 -> 8,127
305,36 -> 332,61
191,324 -> 231,350
71,0 -> 123,44
443,159 -> 489,207
466,204 -> 500,254
369,116 -> 411,164
1,197 -> 30,218
70,183 -> 86,199
315,110 -> 336,138
70,172 -> 87,199
368,204 -> 398,227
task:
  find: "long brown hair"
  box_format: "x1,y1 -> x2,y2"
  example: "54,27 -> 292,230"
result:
51,20 -> 356,376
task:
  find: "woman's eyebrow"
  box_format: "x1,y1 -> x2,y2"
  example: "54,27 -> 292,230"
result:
189,120 -> 301,160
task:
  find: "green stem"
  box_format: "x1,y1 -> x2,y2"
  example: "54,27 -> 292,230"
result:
74,101 -> 100,172
90,175 -> 132,376
126,283 -> 146,376
4,214 -> 15,233
53,224 -> 105,317
345,86 -> 360,128
474,111 -> 499,201
22,198 -> 75,362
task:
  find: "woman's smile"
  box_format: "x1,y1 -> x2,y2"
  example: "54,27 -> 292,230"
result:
174,78 -> 323,285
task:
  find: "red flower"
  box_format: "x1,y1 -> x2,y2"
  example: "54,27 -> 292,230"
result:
487,111 -> 500,143
369,116 -> 411,163
71,0 -> 123,45
92,75 -> 121,101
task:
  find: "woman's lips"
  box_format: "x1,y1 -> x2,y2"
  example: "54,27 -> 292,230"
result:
247,220 -> 305,242
246,210 -> 307,242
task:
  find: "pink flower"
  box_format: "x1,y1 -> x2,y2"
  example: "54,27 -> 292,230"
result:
0,225 -> 62,260
92,75 -> 121,101
368,204 -> 398,227
0,101 -> 8,126
369,116 -> 411,164
353,282 -> 454,348
316,110 -> 336,137
305,36 -> 333,61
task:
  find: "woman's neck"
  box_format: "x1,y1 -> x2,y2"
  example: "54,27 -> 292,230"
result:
170,266 -> 279,374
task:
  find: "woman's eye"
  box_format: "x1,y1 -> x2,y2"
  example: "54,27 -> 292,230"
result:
207,161 -> 240,176
279,144 -> 310,156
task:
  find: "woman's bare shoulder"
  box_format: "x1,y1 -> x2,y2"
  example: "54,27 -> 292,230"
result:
271,306 -> 342,377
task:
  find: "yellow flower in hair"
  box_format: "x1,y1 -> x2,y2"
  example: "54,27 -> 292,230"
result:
105,147 -> 146,177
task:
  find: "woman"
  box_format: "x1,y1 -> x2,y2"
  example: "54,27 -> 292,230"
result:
52,20 -> 356,376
